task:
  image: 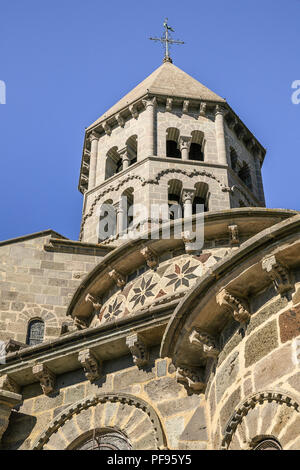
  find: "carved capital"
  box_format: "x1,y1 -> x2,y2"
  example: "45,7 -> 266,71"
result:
78,349 -> 101,382
228,224 -> 239,245
85,293 -> 102,310
189,328 -> 219,359
166,97 -> 173,112
181,188 -> 195,204
182,100 -> 189,114
102,121 -> 112,136
109,269 -> 126,287
0,375 -> 20,394
176,366 -> 205,393
262,255 -> 292,294
215,104 -> 226,117
216,288 -> 250,323
88,130 -> 100,142
140,247 -> 158,268
199,102 -> 207,116
116,113 -> 125,127
179,135 -> 192,151
32,364 -> 55,396
126,333 -> 149,368
129,104 -> 139,119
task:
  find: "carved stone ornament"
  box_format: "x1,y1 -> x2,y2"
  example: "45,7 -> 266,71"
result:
126,333 -> 149,368
262,255 -> 292,294
179,135 -> 192,151
109,269 -> 126,288
216,288 -> 250,323
78,349 -> 101,382
181,230 -> 196,244
83,149 -> 91,161
32,364 -> 56,396
102,121 -> 112,135
176,366 -> 205,393
182,100 -> 189,114
228,224 -> 239,245
166,97 -> 173,112
189,328 -> 220,359
129,104 -> 139,119
215,104 -> 226,116
181,188 -> 195,204
0,374 -> 20,394
115,113 -> 125,127
142,97 -> 157,109
199,102 -> 207,116
73,315 -> 90,330
88,130 -> 100,143
140,246 -> 158,268
85,293 -> 102,310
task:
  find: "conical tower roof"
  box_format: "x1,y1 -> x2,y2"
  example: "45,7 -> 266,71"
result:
87,62 -> 225,129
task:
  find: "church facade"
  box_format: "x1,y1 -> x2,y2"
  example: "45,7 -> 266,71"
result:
0,59 -> 299,451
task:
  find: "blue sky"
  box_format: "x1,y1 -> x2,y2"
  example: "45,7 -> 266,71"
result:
1,0 -> 299,241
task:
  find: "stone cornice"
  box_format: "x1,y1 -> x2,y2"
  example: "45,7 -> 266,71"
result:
0,230 -> 67,247
43,238 -> 112,256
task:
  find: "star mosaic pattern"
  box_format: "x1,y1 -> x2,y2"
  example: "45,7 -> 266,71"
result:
165,261 -> 198,290
129,276 -> 158,308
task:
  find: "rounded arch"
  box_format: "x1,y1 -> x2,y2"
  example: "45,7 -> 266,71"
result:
105,146 -> 121,180
98,198 -> 115,242
193,182 -> 209,213
26,318 -> 45,346
221,391 -> 300,450
67,427 -> 132,450
32,392 -> 167,450
168,179 -> 183,220
166,128 -> 181,159
126,134 -> 138,165
189,130 -> 205,161
17,308 -> 59,344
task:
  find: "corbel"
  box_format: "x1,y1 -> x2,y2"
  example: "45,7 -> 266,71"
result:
116,112 -> 125,128
0,374 -> 20,394
199,101 -> 207,116
102,121 -> 112,136
129,104 -> 139,119
189,328 -> 219,359
182,100 -> 189,114
216,288 -> 250,323
140,246 -> 158,268
109,269 -> 126,288
126,332 -> 149,368
166,97 -> 173,112
176,366 -> 205,393
32,364 -> 56,396
228,224 -> 239,245
262,255 -> 292,294
85,293 -> 102,311
78,348 -> 101,382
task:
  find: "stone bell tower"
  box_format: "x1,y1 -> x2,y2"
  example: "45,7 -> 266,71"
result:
78,59 -> 266,245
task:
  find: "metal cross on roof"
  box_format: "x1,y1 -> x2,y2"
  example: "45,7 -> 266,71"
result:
149,19 -> 184,63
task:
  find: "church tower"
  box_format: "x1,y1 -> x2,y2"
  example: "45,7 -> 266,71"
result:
78,60 -> 266,245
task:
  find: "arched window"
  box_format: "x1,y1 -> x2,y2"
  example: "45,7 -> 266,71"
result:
252,437 -> 282,450
189,130 -> 204,161
121,187 -> 134,231
99,199 -> 115,241
105,147 -> 122,180
26,319 -> 44,346
168,179 -> 182,220
238,162 -> 252,190
230,148 -> 238,171
71,429 -> 132,450
193,182 -> 209,214
166,128 -> 181,158
126,135 -> 138,165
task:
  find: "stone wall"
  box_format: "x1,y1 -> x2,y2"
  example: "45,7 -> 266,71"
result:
207,287 -> 300,450
0,233 -> 105,344
1,350 -> 208,450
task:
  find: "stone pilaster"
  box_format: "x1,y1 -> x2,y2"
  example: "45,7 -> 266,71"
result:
142,97 -> 157,158
215,105 -> 228,165
87,131 -> 100,190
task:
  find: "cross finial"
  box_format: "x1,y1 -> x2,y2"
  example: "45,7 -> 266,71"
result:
149,18 -> 184,63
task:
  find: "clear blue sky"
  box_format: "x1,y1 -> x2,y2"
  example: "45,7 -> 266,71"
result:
1,0 -> 299,241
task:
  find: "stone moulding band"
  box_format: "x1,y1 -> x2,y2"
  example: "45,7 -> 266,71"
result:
79,167 -> 230,240
32,391 -> 167,450
220,390 -> 300,450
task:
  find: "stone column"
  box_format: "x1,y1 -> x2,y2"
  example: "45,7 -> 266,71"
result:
181,189 -> 195,219
115,198 -> 127,235
142,97 -> 157,158
88,131 -> 100,191
119,147 -> 130,170
179,136 -> 192,161
215,105 -> 228,165
0,389 -> 22,443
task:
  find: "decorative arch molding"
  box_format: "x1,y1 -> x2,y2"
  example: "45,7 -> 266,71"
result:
80,167 -> 230,239
32,391 -> 167,450
221,390 -> 300,450
18,309 -> 59,329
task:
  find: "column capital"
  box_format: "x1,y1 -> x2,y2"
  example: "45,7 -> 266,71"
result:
142,97 -> 157,109
181,188 -> 195,204
215,104 -> 227,117
88,130 -> 100,142
179,135 -> 192,151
